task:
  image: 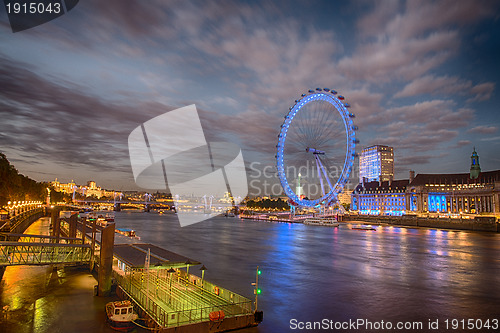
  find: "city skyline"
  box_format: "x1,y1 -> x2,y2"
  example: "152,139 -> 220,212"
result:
1,1 -> 500,192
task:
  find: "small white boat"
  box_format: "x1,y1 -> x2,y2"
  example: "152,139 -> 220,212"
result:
105,300 -> 138,331
304,218 -> 339,227
116,228 -> 140,240
351,225 -> 377,231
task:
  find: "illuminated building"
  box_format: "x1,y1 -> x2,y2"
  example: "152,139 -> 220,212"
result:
50,178 -> 75,194
337,187 -> 353,206
470,147 -> 481,179
359,145 -> 394,183
351,179 -> 409,216
408,170 -> 500,214
352,149 -> 500,216
50,179 -> 116,199
296,173 -> 304,199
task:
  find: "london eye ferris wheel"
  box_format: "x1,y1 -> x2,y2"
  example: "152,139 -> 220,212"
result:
276,88 -> 358,209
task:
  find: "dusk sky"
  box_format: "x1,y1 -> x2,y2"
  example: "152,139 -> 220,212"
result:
1,0 -> 500,193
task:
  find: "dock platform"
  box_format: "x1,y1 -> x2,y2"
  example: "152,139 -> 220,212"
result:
110,243 -> 260,332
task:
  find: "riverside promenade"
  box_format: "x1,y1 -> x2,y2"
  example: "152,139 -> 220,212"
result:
1,210 -> 261,333
0,217 -> 127,333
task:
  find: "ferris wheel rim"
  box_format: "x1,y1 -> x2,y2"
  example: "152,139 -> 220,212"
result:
276,89 -> 357,207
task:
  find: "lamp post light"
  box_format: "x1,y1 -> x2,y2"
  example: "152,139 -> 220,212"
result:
253,266 -> 262,312
184,259 -> 193,289
199,265 -> 207,293
167,267 -> 176,304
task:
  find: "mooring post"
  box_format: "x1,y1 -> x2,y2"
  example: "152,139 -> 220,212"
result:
50,208 -> 57,237
50,208 -> 60,243
81,217 -> 86,244
90,218 -> 96,270
69,213 -> 77,241
98,222 -> 115,296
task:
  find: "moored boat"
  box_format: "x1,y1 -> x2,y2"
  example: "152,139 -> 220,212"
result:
304,218 -> 339,227
351,225 -> 377,231
105,300 -> 138,331
116,228 -> 140,239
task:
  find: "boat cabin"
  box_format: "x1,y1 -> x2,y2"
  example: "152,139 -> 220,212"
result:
107,300 -> 136,321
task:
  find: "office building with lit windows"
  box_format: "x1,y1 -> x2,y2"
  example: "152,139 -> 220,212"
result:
359,145 -> 394,183
351,179 -> 409,216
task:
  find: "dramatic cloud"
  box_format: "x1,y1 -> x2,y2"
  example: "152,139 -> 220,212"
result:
1,0 -> 499,187
467,126 -> 498,134
467,82 -> 495,102
455,140 -> 472,148
394,75 -> 472,98
338,31 -> 460,83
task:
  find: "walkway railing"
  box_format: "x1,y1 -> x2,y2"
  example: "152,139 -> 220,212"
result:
0,232 -> 83,244
0,242 -> 91,266
0,207 -> 45,233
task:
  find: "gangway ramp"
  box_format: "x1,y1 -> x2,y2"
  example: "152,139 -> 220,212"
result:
0,241 -> 91,266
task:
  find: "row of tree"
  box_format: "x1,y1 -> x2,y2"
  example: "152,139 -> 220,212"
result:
244,197 -> 290,210
0,152 -> 71,206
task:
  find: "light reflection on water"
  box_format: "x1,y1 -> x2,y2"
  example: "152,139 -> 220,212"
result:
1,213 -> 499,332
112,212 -> 500,332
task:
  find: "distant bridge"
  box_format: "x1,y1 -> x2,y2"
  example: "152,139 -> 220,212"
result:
73,199 -> 173,205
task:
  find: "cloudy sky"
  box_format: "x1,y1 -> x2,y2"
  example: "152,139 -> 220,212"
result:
1,0 -> 499,193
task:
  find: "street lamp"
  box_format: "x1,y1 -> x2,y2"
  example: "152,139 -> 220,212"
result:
185,259 -> 193,277
184,259 -> 193,289
199,265 -> 207,293
167,267 -> 176,304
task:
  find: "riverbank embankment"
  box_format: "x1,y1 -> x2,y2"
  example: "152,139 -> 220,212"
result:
344,214 -> 499,232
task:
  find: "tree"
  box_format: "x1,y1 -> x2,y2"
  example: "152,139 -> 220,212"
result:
0,152 -> 48,206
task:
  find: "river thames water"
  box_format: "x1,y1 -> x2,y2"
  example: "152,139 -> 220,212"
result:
113,211 -> 500,333
1,212 -> 499,333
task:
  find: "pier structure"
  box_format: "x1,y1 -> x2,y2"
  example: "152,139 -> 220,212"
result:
111,243 -> 258,331
1,206 -> 261,331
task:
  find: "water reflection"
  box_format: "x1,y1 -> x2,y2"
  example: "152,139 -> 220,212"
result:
2,213 -> 499,332
112,212 -> 500,332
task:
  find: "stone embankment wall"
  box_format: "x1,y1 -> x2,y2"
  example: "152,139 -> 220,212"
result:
345,215 -> 499,232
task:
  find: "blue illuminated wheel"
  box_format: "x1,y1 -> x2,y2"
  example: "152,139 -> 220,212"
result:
276,88 -> 358,208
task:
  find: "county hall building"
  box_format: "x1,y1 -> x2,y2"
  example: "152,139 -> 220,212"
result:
351,149 -> 500,216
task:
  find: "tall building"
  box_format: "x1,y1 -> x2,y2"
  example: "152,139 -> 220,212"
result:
359,145 -> 394,183
470,147 -> 481,179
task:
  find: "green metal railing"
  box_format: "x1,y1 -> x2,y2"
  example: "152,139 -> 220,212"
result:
0,242 -> 91,266
113,268 -> 253,328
